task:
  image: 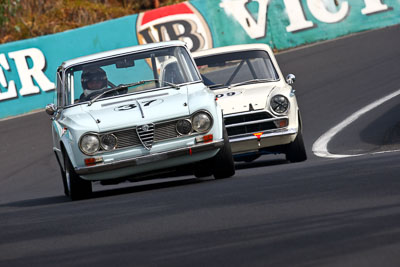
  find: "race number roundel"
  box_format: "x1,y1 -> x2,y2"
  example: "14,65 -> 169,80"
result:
136,3 -> 213,52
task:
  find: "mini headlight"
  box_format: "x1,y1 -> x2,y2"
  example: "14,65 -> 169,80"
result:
270,95 -> 289,114
192,112 -> 212,133
176,119 -> 192,135
101,134 -> 117,151
80,134 -> 100,155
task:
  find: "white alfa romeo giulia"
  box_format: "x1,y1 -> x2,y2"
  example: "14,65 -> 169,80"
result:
46,41 -> 235,200
193,44 -> 307,163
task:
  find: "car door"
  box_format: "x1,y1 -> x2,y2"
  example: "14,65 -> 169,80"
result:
51,70 -> 65,168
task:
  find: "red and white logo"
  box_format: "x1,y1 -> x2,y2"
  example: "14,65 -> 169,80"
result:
136,3 -> 213,52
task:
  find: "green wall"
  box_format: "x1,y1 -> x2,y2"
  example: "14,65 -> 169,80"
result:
0,0 -> 399,119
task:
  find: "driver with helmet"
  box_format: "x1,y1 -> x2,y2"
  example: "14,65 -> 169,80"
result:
79,67 -> 107,101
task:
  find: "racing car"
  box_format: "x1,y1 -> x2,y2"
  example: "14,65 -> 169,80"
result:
193,44 -> 307,163
46,41 -> 235,200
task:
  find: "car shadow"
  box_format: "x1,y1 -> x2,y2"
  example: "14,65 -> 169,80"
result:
235,157 -> 289,170
0,196 -> 70,208
0,177 -> 203,208
1,157 -> 290,208
90,177 -> 202,199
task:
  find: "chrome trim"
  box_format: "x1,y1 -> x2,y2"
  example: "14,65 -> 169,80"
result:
270,94 -> 290,116
78,110 -> 213,155
136,123 -> 155,150
79,133 -> 101,155
229,128 -> 297,143
176,119 -> 193,135
225,117 -> 287,128
286,74 -> 296,85
224,110 -> 271,118
192,110 -> 214,134
100,134 -> 118,151
75,139 -> 224,175
45,103 -> 57,116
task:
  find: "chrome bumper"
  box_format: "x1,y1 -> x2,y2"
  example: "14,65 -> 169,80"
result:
75,139 -> 224,175
229,128 -> 298,143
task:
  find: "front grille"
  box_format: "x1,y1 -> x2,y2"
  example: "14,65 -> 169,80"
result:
154,121 -> 179,141
114,129 -> 141,148
225,111 -> 273,125
110,120 -> 180,150
137,124 -> 155,149
224,111 -> 279,137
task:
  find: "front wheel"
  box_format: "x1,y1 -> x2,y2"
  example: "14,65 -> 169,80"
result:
285,125 -> 307,163
63,154 -> 92,200
212,126 -> 235,179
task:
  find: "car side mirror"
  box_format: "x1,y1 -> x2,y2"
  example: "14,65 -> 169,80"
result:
286,74 -> 296,85
45,103 -> 57,116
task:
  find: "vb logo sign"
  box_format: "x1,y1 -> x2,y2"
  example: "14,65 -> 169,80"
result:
136,3 -> 213,52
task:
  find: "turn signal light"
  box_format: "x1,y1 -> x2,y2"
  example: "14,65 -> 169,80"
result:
203,134 -> 213,143
274,119 -> 288,128
84,157 -> 103,166
195,134 -> 213,143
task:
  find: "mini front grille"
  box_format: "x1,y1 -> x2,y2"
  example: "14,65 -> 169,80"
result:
224,111 -> 280,137
224,111 -> 273,125
227,121 -> 277,136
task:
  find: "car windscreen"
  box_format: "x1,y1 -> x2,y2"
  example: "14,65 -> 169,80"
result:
64,46 -> 200,105
195,50 -> 279,89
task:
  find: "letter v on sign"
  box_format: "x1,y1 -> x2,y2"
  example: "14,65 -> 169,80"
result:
220,0 -> 270,39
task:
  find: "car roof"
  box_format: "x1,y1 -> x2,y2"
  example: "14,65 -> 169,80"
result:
192,43 -> 284,80
61,40 -> 187,69
192,43 -> 274,58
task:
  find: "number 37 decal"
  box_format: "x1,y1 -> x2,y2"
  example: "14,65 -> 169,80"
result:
114,99 -> 162,111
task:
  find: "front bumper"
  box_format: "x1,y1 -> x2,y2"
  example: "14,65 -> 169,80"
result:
75,139 -> 223,175
229,128 -> 298,154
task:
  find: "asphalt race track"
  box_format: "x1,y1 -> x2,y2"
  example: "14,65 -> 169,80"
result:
1,25 -> 400,267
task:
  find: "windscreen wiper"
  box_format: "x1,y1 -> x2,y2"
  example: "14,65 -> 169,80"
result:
208,83 -> 228,89
88,79 -> 179,106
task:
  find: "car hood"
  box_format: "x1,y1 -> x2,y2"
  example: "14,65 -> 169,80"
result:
80,88 -> 189,132
214,83 -> 275,115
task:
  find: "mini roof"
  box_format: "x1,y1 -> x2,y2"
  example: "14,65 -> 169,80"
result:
192,43 -> 274,58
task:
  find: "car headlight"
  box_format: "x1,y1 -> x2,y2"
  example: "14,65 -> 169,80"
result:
192,111 -> 212,133
270,95 -> 289,114
80,134 -> 100,155
101,134 -> 117,151
176,119 -> 192,135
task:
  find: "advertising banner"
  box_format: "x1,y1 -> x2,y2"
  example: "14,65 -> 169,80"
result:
0,0 -> 399,119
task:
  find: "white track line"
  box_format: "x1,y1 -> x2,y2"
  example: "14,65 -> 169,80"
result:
312,88 -> 400,158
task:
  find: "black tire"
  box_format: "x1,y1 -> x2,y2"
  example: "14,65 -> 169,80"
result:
64,154 -> 92,200
212,126 -> 235,179
285,124 -> 307,163
194,160 -> 213,178
60,170 -> 69,197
